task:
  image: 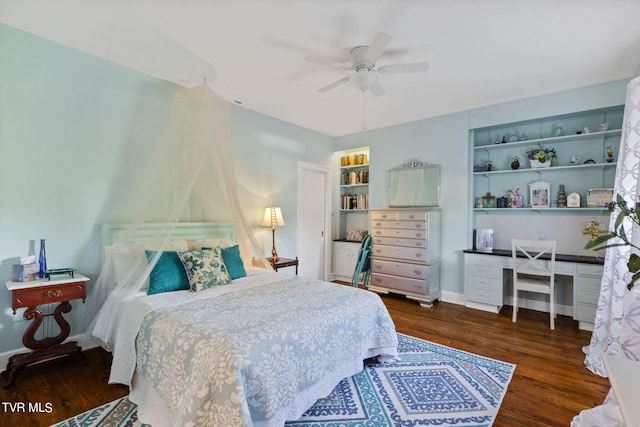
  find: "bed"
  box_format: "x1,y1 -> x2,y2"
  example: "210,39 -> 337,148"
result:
94,222 -> 398,427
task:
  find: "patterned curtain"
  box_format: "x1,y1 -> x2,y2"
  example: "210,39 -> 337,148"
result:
572,76 -> 640,426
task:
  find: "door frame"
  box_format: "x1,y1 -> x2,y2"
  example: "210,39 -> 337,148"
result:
297,161 -> 332,281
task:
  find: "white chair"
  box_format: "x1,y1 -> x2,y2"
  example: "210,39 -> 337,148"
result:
511,239 -> 557,330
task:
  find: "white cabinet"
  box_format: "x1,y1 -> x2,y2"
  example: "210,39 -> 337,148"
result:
574,264 -> 603,328
332,240 -> 360,282
464,253 -> 504,312
369,208 -> 441,308
471,106 -> 624,215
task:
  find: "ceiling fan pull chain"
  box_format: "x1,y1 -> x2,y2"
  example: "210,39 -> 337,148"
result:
362,89 -> 367,131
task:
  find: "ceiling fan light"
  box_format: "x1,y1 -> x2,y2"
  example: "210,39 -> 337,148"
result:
349,71 -> 378,90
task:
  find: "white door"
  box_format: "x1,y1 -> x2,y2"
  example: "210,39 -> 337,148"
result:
297,162 -> 331,280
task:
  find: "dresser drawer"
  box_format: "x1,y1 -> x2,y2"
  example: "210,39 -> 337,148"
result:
371,259 -> 428,280
370,273 -> 427,295
372,236 -> 427,249
372,228 -> 427,240
372,245 -> 428,263
12,281 -> 87,309
371,219 -> 426,230
371,210 -> 430,221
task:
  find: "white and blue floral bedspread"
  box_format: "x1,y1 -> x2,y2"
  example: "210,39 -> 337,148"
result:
135,276 -> 398,427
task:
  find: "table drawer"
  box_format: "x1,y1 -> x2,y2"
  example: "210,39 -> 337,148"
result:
465,253 -> 502,268
372,245 -> 428,263
370,273 -> 427,295
575,302 -> 597,323
371,219 -> 426,230
466,274 -> 502,292
576,276 -> 601,304
371,259 -> 428,280
12,281 -> 87,309
577,264 -> 604,277
466,285 -> 502,305
372,228 -> 427,239
372,236 -> 427,249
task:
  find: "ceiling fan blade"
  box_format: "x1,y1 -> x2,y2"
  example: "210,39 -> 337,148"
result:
365,32 -> 392,61
317,76 -> 350,93
305,55 -> 350,70
368,80 -> 386,97
378,62 -> 430,74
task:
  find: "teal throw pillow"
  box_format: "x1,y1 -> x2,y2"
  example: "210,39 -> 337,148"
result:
177,248 -> 231,292
221,245 -> 247,280
145,250 -> 190,295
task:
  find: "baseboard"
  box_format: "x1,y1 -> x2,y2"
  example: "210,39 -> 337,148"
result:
0,334 -> 100,374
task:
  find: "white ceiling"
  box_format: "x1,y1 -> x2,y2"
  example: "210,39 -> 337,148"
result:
3,0 -> 640,136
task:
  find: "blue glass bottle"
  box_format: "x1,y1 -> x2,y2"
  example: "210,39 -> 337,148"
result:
39,239 -> 47,279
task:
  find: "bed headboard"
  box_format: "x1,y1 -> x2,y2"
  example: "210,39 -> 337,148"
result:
102,222 -> 237,246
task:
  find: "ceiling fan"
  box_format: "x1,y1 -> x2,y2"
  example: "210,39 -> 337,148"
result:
305,32 -> 429,97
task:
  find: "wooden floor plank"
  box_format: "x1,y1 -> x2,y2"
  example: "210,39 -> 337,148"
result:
0,290 -> 610,427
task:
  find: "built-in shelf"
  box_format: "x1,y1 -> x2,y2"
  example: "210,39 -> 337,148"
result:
473,129 -> 621,152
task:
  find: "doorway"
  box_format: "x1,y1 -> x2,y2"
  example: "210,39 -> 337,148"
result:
297,162 -> 331,280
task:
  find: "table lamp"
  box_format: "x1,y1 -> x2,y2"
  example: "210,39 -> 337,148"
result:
261,206 -> 285,262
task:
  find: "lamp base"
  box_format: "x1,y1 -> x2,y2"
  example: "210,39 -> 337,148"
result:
269,247 -> 279,263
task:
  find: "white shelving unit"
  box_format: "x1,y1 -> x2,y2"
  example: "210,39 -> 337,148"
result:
471,106 -> 624,216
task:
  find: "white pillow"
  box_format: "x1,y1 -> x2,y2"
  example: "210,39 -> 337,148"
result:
110,240 -> 189,290
188,238 -> 234,251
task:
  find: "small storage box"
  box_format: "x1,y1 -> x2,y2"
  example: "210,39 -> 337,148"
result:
587,188 -> 614,208
346,230 -> 368,242
12,263 -> 39,282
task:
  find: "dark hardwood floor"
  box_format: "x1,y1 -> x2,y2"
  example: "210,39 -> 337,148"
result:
0,291 -> 610,427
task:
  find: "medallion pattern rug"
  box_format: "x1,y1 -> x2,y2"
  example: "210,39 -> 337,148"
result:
52,333 -> 515,427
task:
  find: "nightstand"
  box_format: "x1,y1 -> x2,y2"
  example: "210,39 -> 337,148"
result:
2,274 -> 89,388
269,257 -> 299,275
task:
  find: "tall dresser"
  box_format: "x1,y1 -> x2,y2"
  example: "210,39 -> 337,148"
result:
369,208 -> 441,307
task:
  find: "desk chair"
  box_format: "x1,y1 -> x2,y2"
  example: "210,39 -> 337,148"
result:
511,239 -> 557,330
351,235 -> 372,288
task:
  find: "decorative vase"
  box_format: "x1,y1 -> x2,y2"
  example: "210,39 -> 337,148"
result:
38,239 -> 47,279
530,159 -> 550,169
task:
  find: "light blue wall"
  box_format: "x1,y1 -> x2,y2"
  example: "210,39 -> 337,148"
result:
335,79 -> 629,299
0,24 -> 333,354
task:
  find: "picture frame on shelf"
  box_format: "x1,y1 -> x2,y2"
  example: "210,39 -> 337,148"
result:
529,180 -> 551,208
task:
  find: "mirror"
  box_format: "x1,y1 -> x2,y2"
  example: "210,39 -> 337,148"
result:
389,160 -> 440,207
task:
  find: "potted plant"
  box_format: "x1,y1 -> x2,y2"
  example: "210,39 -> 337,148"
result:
526,147 -> 556,168
582,194 -> 640,290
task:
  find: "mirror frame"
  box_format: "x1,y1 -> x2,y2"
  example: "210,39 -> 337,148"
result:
388,160 -> 440,207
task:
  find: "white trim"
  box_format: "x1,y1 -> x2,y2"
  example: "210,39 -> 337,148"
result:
297,162 -> 332,281
0,334 -> 100,375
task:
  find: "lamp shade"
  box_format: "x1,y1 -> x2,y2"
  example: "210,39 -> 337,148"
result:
261,207 -> 285,228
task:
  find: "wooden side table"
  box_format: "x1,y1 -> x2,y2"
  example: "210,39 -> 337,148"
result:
2,274 -> 89,388
269,257 -> 299,274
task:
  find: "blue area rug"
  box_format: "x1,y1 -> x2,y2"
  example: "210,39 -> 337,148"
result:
52,333 -> 515,427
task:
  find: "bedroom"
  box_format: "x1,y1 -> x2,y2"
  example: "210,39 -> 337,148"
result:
1,1 -> 640,426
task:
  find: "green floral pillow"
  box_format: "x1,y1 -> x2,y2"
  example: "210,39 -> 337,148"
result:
177,249 -> 231,292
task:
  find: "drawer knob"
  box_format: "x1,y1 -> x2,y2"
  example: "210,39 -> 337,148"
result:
416,242 -> 423,247
415,232 -> 423,237
375,278 -> 382,283
415,224 -> 423,228
43,289 -> 62,299
376,249 -> 382,253
409,214 -> 415,219
376,222 -> 382,226
414,269 -> 422,275
382,214 -> 388,218
415,252 -> 422,258
376,231 -> 382,235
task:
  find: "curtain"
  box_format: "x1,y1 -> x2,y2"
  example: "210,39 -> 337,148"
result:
86,84 -> 271,351
572,76 -> 640,425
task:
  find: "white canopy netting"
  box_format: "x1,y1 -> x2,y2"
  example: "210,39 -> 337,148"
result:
86,84 -> 270,350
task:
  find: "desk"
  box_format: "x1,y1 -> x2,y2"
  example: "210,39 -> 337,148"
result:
463,249 -> 603,330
